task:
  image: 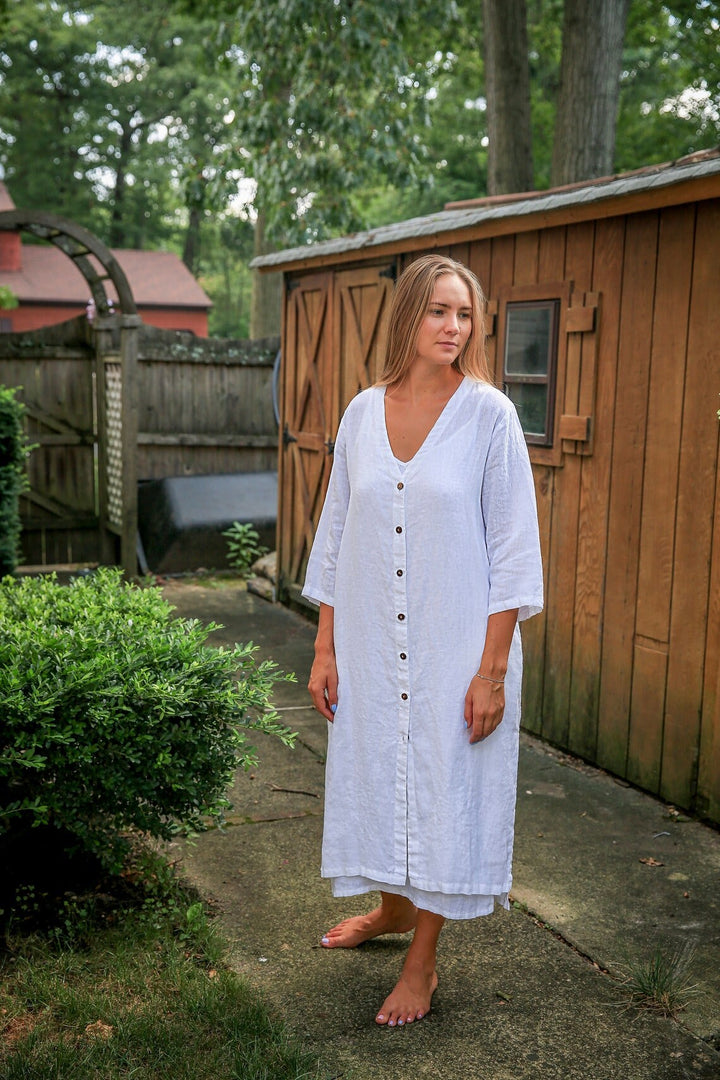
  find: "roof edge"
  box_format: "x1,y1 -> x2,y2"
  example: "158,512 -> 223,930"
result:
252,150 -> 720,273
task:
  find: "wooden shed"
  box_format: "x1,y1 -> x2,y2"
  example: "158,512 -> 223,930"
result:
253,151 -> 720,824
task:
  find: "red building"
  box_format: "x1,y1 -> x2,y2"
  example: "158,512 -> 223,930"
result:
0,183 -> 211,336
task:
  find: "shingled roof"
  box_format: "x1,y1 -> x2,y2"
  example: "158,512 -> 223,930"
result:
251,148 -> 720,272
0,182 -> 210,310
0,244 -> 211,309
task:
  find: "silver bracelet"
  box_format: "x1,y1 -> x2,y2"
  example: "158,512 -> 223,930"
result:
474,672 -> 505,685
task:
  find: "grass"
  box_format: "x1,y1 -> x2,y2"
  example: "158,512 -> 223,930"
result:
0,847 -> 323,1080
615,945 -> 701,1018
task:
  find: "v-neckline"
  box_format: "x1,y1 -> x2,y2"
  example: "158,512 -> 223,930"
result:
380,377 -> 468,466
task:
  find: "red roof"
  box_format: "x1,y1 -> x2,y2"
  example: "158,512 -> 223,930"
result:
0,243 -> 211,309
0,181 -> 15,212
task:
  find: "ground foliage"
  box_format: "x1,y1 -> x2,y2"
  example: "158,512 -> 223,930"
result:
0,847 -> 322,1079
0,568 -> 295,874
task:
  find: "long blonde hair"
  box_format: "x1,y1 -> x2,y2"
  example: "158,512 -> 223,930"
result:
378,255 -> 492,386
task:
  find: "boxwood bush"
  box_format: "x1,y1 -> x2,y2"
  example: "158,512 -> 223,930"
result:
0,385 -> 28,577
0,569 -> 294,871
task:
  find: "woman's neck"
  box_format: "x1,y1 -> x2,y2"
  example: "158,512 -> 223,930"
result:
389,362 -> 463,403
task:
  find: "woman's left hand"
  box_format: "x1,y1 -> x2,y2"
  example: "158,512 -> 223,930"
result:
463,676 -> 505,743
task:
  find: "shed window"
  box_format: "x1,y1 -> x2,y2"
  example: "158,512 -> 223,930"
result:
503,300 -> 559,445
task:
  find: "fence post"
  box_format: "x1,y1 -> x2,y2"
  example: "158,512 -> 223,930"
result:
95,313 -> 141,577
120,315 -> 141,576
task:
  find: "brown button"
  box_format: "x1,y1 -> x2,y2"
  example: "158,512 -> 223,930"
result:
395,526 -> 403,534
401,693 -> 408,701
400,652 -> 407,660
396,569 -> 403,576
397,613 -> 405,621
397,482 -> 404,490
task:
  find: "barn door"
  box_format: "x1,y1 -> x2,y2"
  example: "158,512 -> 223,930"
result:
279,272 -> 334,593
278,263 -> 395,598
335,263 -> 395,421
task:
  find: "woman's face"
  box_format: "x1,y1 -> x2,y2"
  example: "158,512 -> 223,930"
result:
413,273 -> 473,370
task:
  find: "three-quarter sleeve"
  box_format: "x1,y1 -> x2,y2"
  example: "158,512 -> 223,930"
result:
481,402 -> 544,622
301,419 -> 350,608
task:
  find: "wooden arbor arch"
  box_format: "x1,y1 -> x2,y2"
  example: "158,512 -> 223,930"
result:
0,210 -> 141,574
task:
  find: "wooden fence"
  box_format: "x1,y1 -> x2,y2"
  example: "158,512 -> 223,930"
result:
136,328 -> 279,479
0,319 -> 279,568
0,318 -> 102,567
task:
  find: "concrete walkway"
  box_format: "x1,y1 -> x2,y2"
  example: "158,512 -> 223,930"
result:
164,579 -> 720,1080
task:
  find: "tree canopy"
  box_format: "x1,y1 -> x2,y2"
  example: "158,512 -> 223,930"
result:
1,0 -> 718,335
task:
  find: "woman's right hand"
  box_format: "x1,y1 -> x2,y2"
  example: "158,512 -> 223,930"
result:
308,649 -> 338,721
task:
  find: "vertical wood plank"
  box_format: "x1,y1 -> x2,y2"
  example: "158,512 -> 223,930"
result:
522,465 -> 552,732
448,241 -> 470,266
538,226 -> 567,282
697,460 -> 720,819
569,216 -> 624,762
513,230 -> 540,285
542,220 -> 594,750
488,236 -> 515,385
522,226 -> 568,733
469,238 -> 492,296
661,200 -> 720,808
278,281 -> 297,593
597,211 -> 659,783
623,206 -> 696,791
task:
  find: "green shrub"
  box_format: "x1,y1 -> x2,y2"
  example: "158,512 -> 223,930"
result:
0,568 -> 294,871
0,385 -> 28,577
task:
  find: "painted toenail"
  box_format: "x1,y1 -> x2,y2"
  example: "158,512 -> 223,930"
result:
377,1014 -> 385,1021
321,936 -> 329,943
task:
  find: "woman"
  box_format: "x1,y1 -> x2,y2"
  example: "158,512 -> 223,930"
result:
304,254 -> 543,1028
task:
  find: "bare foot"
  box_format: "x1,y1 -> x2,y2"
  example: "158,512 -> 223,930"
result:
321,904 -> 417,949
375,963 -> 438,1027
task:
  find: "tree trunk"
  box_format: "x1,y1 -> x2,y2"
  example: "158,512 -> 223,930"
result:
482,0 -> 534,195
250,208 -> 282,339
182,206 -> 201,273
109,125 -> 132,247
551,0 -> 631,186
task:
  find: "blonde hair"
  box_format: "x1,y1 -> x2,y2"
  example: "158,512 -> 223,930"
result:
378,255 -> 492,386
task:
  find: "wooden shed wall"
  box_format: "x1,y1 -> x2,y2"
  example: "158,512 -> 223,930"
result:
278,197 -> 720,822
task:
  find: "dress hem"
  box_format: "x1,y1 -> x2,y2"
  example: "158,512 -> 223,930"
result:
327,873 -> 511,921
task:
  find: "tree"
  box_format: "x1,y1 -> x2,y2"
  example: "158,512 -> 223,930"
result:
483,0 -> 534,195
198,212 -> 254,338
615,0 -> 720,170
188,0 -> 458,332
0,1 -> 238,261
551,0 -> 631,185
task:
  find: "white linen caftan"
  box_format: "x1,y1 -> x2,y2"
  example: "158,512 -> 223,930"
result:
302,378 -> 543,920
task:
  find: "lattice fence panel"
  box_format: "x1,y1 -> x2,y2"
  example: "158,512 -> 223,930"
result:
105,361 -> 123,528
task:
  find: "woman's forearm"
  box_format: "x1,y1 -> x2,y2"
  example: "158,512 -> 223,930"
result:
314,602 -> 336,657
477,609 -> 519,680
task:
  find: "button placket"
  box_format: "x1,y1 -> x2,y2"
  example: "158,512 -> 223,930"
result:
392,477 -> 410,709
392,473 -> 411,872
